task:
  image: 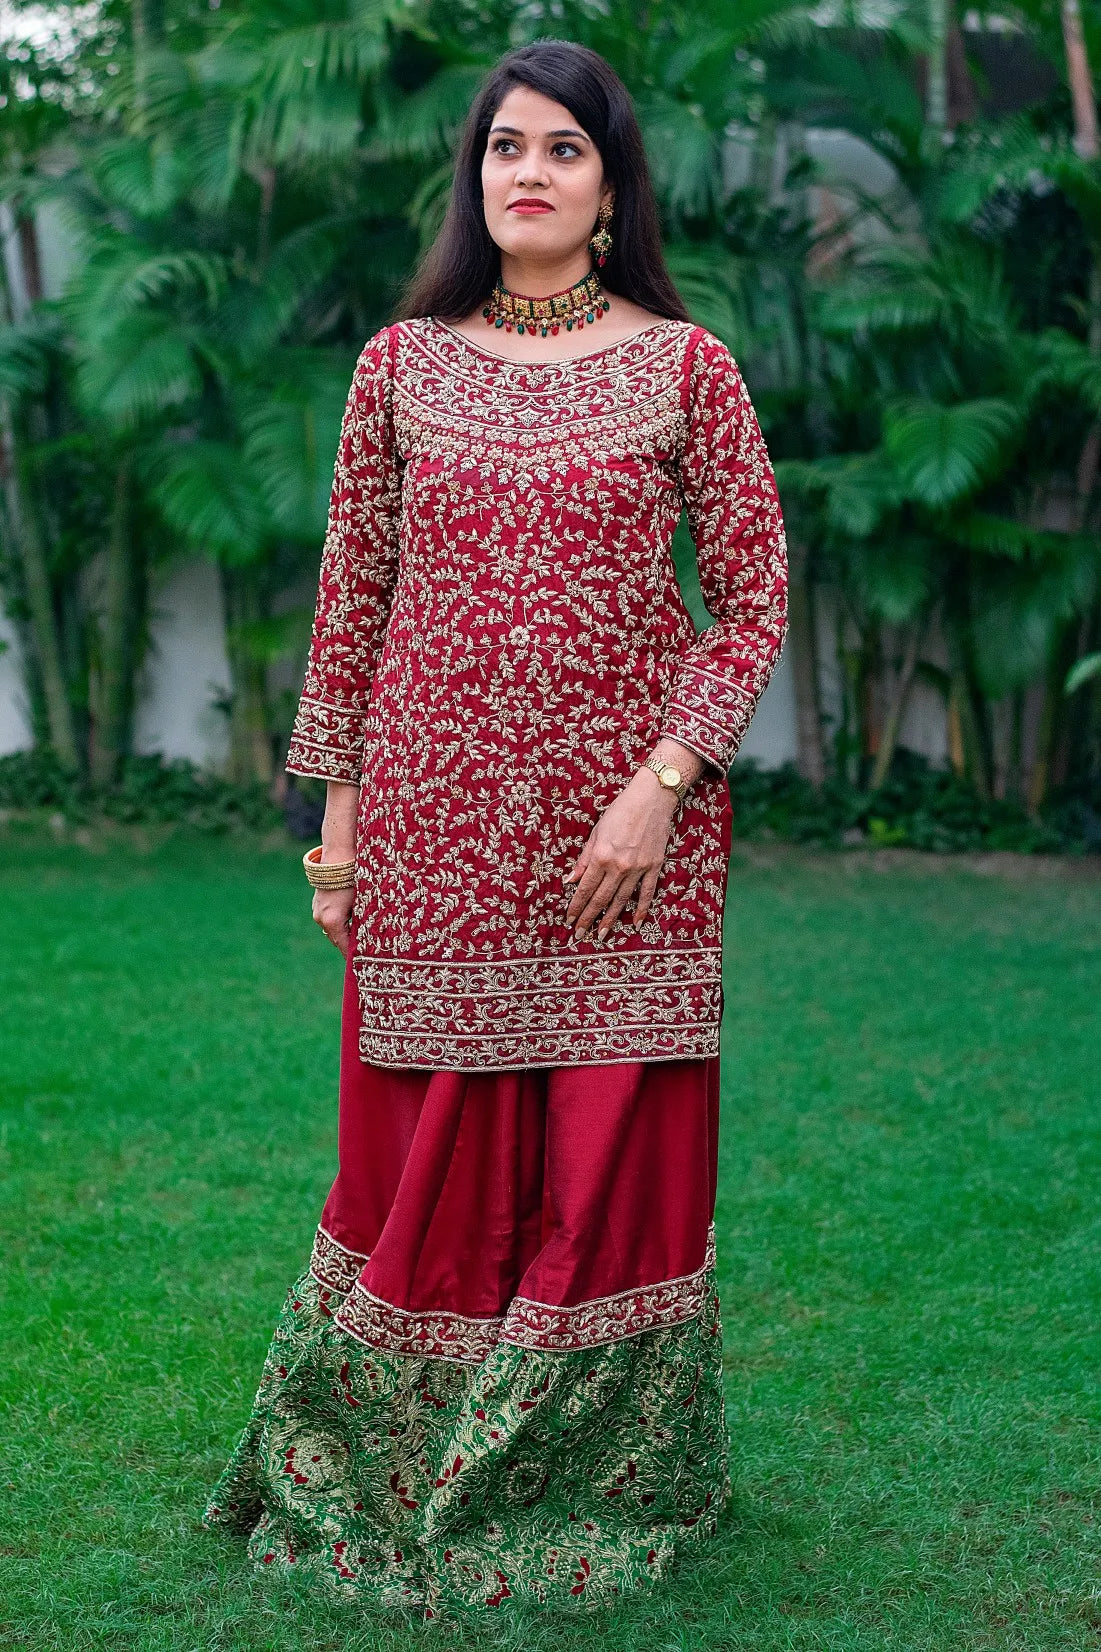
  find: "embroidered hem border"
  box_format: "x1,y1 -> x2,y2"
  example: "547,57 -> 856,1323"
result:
352,948 -> 723,1071
309,1224 -> 718,1363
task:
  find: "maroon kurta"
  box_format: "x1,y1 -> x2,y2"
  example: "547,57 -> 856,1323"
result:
285,315 -> 788,1070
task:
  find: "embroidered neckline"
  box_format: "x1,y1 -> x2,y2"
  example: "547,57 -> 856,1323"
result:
426,313 -> 685,372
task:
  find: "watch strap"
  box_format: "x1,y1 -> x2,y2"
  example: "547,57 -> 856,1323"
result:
643,754 -> 688,801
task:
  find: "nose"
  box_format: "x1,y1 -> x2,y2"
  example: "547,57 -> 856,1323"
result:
514,158 -> 550,189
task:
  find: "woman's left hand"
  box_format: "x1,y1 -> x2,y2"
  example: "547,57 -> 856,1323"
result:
564,769 -> 682,940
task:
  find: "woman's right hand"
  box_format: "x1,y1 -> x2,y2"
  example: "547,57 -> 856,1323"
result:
313,887 -> 355,958
314,780 -> 360,958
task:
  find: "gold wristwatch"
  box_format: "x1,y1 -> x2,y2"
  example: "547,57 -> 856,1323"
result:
643,754 -> 689,802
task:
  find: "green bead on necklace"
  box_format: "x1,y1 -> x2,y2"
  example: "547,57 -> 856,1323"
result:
481,269 -> 611,338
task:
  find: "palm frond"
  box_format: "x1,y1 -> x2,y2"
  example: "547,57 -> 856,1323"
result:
664,244 -> 753,354
64,241 -> 230,345
1029,329 -> 1101,419
244,77 -> 365,168
139,439 -> 271,562
1066,652 -> 1101,695
970,546 -> 1099,696
91,137 -> 190,219
940,120 -> 1101,241
0,311 -> 64,398
948,512 -> 1098,563
211,221 -> 344,359
366,65 -> 488,165
181,98 -> 249,215
115,249 -> 230,313
818,248 -> 947,336
774,451 -> 902,537
635,91 -> 722,222
253,21 -> 389,102
852,535 -> 932,624
75,314 -> 204,429
235,356 -> 352,539
883,396 -> 1023,507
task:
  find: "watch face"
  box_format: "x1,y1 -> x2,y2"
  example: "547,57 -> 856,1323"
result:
660,765 -> 682,787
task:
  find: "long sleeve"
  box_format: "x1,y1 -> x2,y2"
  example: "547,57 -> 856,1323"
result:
659,331 -> 789,773
285,327 -> 402,784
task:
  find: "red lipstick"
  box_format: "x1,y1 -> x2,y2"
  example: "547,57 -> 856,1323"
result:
508,198 -> 554,214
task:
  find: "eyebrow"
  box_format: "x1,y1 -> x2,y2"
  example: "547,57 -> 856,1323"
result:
488,124 -> 591,141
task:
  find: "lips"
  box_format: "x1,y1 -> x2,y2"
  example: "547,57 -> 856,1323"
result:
508,199 -> 554,214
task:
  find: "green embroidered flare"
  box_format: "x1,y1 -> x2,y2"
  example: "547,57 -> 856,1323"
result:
202,1261 -> 731,1619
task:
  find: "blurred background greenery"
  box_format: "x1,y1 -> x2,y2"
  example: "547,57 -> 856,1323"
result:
0,0 -> 1099,847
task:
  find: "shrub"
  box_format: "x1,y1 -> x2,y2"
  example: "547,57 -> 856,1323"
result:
1,746 -> 1097,852
0,750 -> 283,834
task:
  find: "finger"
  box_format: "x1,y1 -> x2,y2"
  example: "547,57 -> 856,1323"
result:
564,836 -> 595,886
596,872 -> 644,939
566,858 -> 611,924
632,867 -> 662,926
574,871 -> 625,934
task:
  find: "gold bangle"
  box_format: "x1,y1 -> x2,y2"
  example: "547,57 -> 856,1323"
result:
303,845 -> 355,890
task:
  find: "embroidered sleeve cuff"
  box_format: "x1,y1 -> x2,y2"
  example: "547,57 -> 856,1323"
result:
658,669 -> 760,774
285,697 -> 366,785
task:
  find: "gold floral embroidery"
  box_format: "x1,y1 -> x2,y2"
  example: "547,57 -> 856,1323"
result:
502,1226 -> 719,1353
202,1254 -> 730,1618
326,1224 -> 719,1363
352,947 -> 723,1069
286,316 -> 788,1069
309,1225 -> 369,1294
335,1287 -> 506,1366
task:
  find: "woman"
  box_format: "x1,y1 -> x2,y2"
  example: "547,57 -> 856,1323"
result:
203,38 -> 788,1620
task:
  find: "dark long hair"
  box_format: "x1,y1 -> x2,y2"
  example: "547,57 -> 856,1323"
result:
394,40 -> 690,324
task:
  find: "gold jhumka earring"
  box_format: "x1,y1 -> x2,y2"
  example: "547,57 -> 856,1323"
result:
588,199 -> 614,267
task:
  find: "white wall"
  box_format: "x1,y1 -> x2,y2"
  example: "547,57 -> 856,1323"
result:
132,557 -> 232,767
0,610 -> 33,755
735,646 -> 798,766
0,556 -> 235,768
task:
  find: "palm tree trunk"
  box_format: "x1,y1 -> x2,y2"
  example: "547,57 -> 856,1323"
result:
787,542 -> 826,785
927,0 -> 949,135
835,604 -> 861,784
0,202 -> 81,770
1062,0 -> 1100,513
869,618 -> 925,791
1057,2 -> 1101,795
89,456 -> 139,788
1006,688 -> 1025,803
0,397 -> 80,770
221,563 -> 274,787
945,614 -> 991,800
859,618 -> 884,780
1061,0 -> 1099,161
1028,631 -> 1074,814
946,686 -> 965,777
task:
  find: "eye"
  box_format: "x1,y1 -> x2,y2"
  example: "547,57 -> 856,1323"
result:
491,138 -> 519,155
551,142 -> 581,158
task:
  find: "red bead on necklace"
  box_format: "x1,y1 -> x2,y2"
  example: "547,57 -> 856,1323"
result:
482,269 -> 611,338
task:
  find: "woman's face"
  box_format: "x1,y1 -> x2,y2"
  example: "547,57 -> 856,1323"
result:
481,84 -> 611,270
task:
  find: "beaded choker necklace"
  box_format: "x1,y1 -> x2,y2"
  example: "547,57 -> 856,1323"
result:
482,269 -> 610,337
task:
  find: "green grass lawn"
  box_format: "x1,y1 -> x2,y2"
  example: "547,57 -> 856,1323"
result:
2,824 -> 1098,1651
